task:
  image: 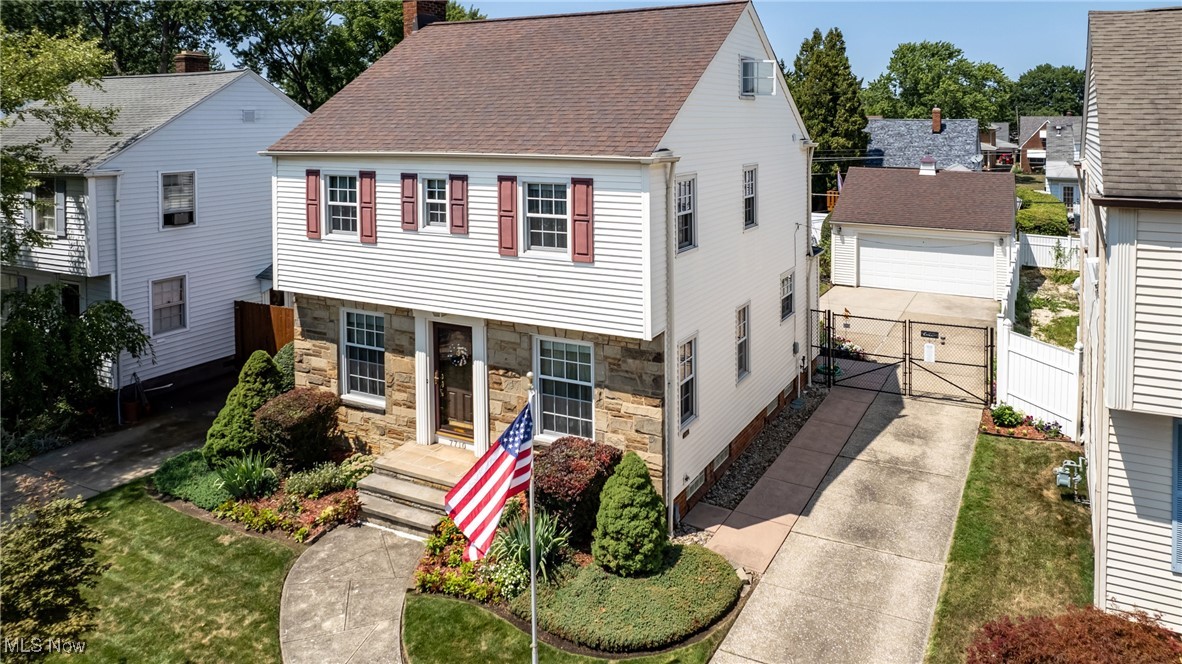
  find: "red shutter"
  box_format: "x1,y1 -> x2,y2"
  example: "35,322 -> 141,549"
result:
359,170 -> 377,244
400,173 -> 417,230
305,169 -> 321,239
571,178 -> 594,263
449,174 -> 468,235
497,176 -> 517,256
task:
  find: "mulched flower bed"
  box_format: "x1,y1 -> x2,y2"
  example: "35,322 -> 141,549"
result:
212,488 -> 360,543
703,385 -> 829,510
980,410 -> 1072,442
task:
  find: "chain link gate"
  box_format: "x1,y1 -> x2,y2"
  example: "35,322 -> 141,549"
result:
812,309 -> 994,405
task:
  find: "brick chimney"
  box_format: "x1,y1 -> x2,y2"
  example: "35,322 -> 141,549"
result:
173,50 -> 210,73
404,0 -> 448,38
931,107 -> 942,133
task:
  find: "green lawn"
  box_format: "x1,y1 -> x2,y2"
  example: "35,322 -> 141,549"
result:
403,594 -> 730,664
925,436 -> 1093,664
1037,314 -> 1080,350
1014,172 -> 1045,191
49,481 -> 299,663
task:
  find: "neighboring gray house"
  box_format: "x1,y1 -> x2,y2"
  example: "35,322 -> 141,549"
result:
865,108 -> 982,171
1019,115 -> 1082,213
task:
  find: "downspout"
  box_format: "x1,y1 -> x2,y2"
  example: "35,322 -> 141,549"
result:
661,158 -> 677,534
113,174 -> 123,425
802,140 -> 817,386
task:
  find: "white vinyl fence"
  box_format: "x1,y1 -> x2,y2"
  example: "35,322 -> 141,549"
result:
1020,233 -> 1082,269
995,315 -> 1081,437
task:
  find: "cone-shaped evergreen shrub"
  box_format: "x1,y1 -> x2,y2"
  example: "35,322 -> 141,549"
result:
274,342 -> 296,392
591,451 -> 669,576
202,350 -> 283,464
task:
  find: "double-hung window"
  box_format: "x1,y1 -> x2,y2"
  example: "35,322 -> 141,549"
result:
343,311 -> 385,401
676,177 -> 696,251
781,271 -> 795,320
161,172 -> 196,227
151,276 -> 186,334
327,175 -> 358,233
743,167 -> 757,228
736,304 -> 750,381
31,179 -> 55,233
525,183 -> 568,250
679,337 -> 697,427
537,339 -> 593,438
740,58 -> 776,96
424,177 -> 448,226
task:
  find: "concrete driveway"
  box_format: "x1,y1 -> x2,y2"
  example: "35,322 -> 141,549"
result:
821,286 -> 998,327
714,392 -> 980,664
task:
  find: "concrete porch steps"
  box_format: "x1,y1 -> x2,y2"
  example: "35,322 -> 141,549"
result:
358,444 -> 469,536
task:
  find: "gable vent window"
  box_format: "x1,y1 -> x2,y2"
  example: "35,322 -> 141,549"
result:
162,172 -> 196,227
740,58 -> 776,96
241,109 -> 260,123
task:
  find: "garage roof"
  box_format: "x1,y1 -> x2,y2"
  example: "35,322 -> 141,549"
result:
831,167 -> 1015,234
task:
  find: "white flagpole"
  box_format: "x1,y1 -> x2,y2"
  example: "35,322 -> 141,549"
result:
526,373 -> 539,664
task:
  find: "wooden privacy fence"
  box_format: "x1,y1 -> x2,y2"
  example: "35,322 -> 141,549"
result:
995,315 -> 1081,437
234,300 -> 294,364
1020,233 -> 1082,269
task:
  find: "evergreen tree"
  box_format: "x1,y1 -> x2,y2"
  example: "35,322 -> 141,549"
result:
785,28 -> 867,198
591,452 -> 669,577
203,350 -> 283,463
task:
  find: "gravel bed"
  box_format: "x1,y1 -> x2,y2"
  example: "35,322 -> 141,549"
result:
702,385 -> 830,510
671,525 -> 712,547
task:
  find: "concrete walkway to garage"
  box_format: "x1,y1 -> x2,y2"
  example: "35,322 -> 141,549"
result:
820,286 -> 998,327
710,389 -> 982,664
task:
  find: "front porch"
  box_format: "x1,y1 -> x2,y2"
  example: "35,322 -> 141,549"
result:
357,443 -> 470,535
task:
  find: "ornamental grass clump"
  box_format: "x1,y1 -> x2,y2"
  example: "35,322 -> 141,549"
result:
203,350 -> 284,464
490,509 -> 570,582
591,451 -> 668,577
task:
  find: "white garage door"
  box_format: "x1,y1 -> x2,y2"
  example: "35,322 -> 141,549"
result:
858,234 -> 994,298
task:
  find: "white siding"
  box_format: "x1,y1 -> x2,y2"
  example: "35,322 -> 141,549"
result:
831,227 -> 857,286
1102,410 -> 1181,632
1083,70 -> 1102,194
12,177 -> 88,275
94,176 -> 117,276
1131,209 -> 1182,415
647,163 -> 666,332
658,6 -> 809,495
104,74 -> 308,384
274,156 -> 652,338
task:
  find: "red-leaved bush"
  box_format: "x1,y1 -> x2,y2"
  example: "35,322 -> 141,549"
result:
966,605 -> 1182,664
534,436 -> 622,545
253,388 -> 341,472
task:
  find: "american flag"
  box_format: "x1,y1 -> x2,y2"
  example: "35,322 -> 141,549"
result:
444,402 -> 534,560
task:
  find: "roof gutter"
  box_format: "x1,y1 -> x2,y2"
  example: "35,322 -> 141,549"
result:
258,149 -> 680,165
1089,195 -> 1182,210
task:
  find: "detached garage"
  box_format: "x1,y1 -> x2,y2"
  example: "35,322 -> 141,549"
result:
830,165 -> 1016,301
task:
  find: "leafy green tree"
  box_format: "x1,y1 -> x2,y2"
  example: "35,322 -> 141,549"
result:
591,452 -> 669,577
785,27 -> 867,195
0,476 -> 108,663
1013,64 -> 1084,117
1,284 -> 151,432
0,0 -> 222,75
0,27 -> 116,263
861,41 -> 1012,126
203,350 -> 284,463
215,1 -> 485,111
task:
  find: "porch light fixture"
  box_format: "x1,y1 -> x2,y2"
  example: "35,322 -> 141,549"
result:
834,225 -> 842,235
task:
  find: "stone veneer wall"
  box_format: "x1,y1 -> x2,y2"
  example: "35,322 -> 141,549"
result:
292,295 -> 667,487
293,295 -> 417,454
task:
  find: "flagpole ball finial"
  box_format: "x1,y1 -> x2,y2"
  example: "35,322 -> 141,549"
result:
526,371 -> 534,381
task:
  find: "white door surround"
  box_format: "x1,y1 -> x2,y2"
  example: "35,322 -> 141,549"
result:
413,311 -> 489,456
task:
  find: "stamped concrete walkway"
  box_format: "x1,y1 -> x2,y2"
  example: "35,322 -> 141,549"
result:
280,525 -> 422,664
699,389 -> 981,663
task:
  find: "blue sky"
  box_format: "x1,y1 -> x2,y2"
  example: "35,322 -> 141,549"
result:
471,1 -> 1174,81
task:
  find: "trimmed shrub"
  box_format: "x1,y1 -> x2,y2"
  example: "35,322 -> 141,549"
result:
990,404 -> 1023,428
0,477 -> 108,661
592,452 -> 668,576
510,545 -> 740,652
284,454 -> 375,498
154,449 -> 232,510
274,341 -> 296,392
534,436 -> 622,544
966,605 -> 1182,664
253,387 -> 340,472
490,509 -> 570,582
216,451 -> 278,499
203,351 -> 283,464
1016,188 -> 1070,236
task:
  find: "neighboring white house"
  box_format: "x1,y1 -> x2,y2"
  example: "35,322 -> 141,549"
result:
1077,7 -> 1182,633
267,0 -> 817,520
3,55 -> 308,388
829,165 -> 1016,301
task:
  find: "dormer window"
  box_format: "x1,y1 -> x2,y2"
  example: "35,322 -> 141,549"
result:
740,57 -> 775,96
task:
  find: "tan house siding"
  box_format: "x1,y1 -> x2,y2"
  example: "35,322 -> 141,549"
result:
1131,209 -> 1182,415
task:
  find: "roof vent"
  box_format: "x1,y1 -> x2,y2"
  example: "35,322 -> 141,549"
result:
919,156 -> 937,176
242,109 -> 259,123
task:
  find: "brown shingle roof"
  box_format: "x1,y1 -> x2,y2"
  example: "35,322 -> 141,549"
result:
269,1 -> 749,157
1087,8 -> 1182,199
831,167 -> 1016,234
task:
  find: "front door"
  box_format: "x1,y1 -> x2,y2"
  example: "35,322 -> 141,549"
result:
433,323 -> 475,442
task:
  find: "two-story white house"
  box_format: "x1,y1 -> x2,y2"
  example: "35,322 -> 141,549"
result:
267,0 -> 816,524
3,53 -> 308,390
1077,8 -> 1182,633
